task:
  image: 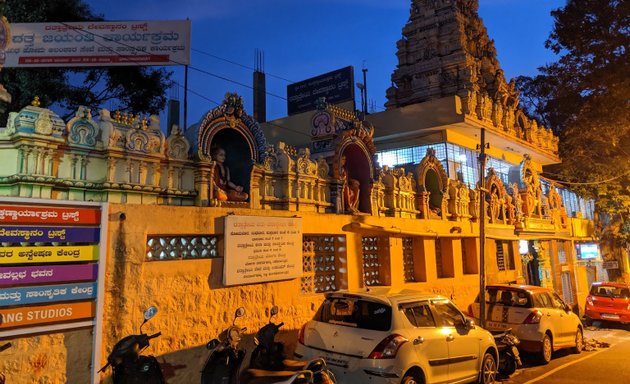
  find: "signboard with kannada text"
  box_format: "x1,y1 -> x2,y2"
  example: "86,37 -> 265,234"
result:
0,301 -> 95,330
0,245 -> 98,265
5,20 -> 191,68
287,66 -> 354,115
0,205 -> 100,225
0,226 -> 100,243
0,264 -> 98,287
0,282 -> 97,307
224,215 -> 302,286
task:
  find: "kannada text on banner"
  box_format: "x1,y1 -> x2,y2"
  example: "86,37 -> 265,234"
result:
5,20 -> 191,68
0,264 -> 98,287
0,226 -> 100,243
0,282 -> 97,307
0,245 -> 98,265
224,216 -> 302,286
0,205 -> 101,225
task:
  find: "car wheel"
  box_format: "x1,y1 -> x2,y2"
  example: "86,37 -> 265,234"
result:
583,316 -> 592,326
572,328 -> 583,354
498,354 -> 516,377
401,373 -> 423,384
539,334 -> 553,364
478,352 -> 496,384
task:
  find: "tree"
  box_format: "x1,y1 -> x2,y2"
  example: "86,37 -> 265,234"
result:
517,0 -> 630,245
2,0 -> 174,121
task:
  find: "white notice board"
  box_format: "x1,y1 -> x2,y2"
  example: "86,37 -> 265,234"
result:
223,216 -> 302,286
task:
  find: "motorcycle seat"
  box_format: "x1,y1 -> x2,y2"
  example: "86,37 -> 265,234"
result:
282,359 -> 309,370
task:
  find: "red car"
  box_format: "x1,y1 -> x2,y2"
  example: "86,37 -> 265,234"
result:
584,282 -> 630,326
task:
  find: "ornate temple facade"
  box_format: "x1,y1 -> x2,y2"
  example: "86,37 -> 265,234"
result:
0,1 -> 604,383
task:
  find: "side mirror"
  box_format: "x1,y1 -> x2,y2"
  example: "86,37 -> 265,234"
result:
233,307 -> 245,325
140,306 -> 158,333
206,339 -> 220,350
270,305 -> 279,320
564,304 -> 572,313
465,319 -> 475,330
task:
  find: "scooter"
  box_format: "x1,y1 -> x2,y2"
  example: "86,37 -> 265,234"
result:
201,307 -> 320,384
1,341 -> 10,384
492,328 -> 522,376
247,306 -> 335,384
99,306 -> 165,384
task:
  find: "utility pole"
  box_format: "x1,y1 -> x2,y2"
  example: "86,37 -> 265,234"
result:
478,128 -> 487,328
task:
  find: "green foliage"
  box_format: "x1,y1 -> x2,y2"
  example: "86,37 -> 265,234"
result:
2,0 -> 174,120
517,0 -> 630,245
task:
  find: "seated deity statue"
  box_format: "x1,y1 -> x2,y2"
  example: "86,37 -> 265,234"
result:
211,146 -> 248,202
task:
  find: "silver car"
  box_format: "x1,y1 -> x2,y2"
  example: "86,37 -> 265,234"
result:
295,288 -> 498,384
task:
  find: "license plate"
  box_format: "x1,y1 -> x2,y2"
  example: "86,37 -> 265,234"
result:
486,321 -> 510,330
601,313 -> 620,320
325,354 -> 349,368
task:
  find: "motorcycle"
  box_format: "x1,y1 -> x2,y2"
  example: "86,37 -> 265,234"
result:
1,341 -> 10,384
99,306 -> 165,384
492,328 -> 522,376
202,307 -> 323,384
247,306 -> 335,384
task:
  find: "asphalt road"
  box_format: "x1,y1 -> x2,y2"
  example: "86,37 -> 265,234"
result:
500,322 -> 630,384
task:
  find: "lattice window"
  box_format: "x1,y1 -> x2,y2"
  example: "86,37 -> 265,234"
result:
302,235 -> 346,294
146,235 -> 220,260
496,240 -> 506,271
403,237 -> 415,282
362,236 -> 388,286
558,241 -> 567,263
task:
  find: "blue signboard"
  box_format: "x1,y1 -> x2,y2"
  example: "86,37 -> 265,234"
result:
0,282 -> 97,307
0,226 -> 100,243
287,66 -> 355,115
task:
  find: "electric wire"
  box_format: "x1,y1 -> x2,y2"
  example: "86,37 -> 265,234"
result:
192,48 -> 294,83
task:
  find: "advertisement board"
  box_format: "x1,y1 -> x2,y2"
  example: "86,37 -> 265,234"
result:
4,20 -> 191,67
576,243 -> 600,260
223,215 -> 303,286
287,66 -> 354,115
0,198 -> 107,384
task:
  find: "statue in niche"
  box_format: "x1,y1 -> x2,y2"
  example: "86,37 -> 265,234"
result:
345,178 -> 361,214
211,146 -> 248,202
340,155 -> 360,214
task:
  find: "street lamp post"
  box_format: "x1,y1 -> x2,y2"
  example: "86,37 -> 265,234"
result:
478,128 -> 487,328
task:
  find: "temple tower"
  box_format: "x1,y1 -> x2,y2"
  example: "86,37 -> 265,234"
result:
385,0 -> 517,109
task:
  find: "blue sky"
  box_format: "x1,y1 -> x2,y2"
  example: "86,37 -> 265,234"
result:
85,0 -> 566,129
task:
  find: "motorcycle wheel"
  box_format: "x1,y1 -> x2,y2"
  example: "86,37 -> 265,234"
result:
498,355 -> 516,376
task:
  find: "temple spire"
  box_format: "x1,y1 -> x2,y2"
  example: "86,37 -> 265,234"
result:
385,0 -> 517,110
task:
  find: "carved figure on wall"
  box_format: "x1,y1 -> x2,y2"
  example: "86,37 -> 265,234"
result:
511,182 -> 523,222
211,146 -> 248,202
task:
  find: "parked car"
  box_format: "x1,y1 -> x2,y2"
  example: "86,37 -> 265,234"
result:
584,282 -> 630,326
294,288 -> 498,384
468,284 -> 583,364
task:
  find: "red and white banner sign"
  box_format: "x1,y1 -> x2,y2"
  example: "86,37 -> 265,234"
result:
5,20 -> 191,67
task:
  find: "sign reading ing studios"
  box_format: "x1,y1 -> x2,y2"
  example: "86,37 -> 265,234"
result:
0,201 -> 102,335
287,66 -> 354,115
223,215 -> 303,286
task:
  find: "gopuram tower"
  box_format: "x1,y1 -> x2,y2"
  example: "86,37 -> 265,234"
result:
385,0 -> 518,110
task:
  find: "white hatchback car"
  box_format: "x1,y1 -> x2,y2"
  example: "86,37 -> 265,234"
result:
468,284 -> 583,364
294,288 -> 498,384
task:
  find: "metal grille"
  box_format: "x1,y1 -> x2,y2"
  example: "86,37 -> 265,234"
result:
435,239 -> 445,278
377,143 -> 447,168
146,235 -> 220,260
496,240 -> 506,271
362,236 -> 383,286
302,236 -> 345,294
403,237 -> 415,282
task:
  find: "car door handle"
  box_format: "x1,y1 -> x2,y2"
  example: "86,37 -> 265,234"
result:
446,335 -> 454,342
413,337 -> 424,345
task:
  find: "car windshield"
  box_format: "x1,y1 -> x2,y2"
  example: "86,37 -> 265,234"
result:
590,285 -> 630,298
315,297 -> 392,331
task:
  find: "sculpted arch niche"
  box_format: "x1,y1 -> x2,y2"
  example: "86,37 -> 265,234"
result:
416,148 -> 449,219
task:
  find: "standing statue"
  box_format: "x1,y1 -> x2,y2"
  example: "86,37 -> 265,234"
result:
344,178 -> 361,214
211,146 -> 248,202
